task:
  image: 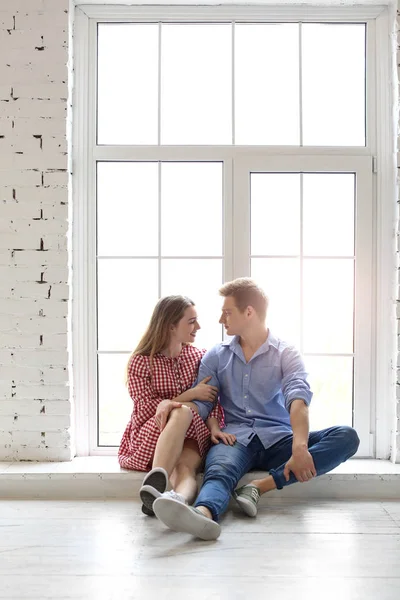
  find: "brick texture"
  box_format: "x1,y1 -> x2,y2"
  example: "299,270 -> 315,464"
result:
0,0 -> 71,461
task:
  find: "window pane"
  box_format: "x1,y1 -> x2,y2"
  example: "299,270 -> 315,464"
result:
306,356 -> 353,430
161,24 -> 231,144
97,163 -> 158,256
235,24 -> 299,145
98,353 -> 132,446
161,163 -> 222,256
251,173 -> 300,256
251,258 -> 300,347
97,24 -> 158,145
97,259 -> 158,351
161,259 -> 222,350
303,259 -> 354,354
303,174 -> 355,257
302,24 -> 365,146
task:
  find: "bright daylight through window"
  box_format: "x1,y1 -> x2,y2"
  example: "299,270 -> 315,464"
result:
90,18 -> 370,452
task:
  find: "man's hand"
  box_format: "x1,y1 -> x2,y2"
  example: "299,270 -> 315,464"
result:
210,430 -> 236,446
155,400 -> 182,431
192,376 -> 219,402
283,446 -> 317,483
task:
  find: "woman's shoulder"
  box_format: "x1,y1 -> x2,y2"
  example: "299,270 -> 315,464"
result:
181,344 -> 207,360
127,353 -> 150,376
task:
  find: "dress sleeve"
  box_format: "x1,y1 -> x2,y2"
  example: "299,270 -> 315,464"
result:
208,401 -> 225,428
127,355 -> 163,427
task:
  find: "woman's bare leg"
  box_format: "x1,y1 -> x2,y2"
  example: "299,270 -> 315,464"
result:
152,405 -> 193,475
169,439 -> 203,504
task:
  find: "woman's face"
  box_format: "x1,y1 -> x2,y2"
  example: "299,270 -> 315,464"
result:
171,305 -> 201,344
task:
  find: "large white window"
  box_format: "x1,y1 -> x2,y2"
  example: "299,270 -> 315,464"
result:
73,4 -> 394,458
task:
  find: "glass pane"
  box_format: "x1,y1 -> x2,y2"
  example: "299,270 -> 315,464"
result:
161,259 -> 222,350
306,356 -> 353,430
161,163 -> 222,256
302,24 -> 365,146
303,174 -> 355,257
235,24 -> 300,145
303,259 -> 354,354
97,259 -> 158,351
97,163 -> 158,257
161,24 -> 231,144
251,258 -> 300,347
98,353 -> 132,446
97,24 -> 158,145
251,173 -> 300,256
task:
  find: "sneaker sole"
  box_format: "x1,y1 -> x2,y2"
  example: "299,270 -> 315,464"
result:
153,498 -> 221,541
142,468 -> 168,493
234,496 -> 258,518
141,503 -> 155,517
139,484 -> 161,512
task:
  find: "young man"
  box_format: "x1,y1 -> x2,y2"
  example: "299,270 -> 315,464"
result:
153,278 -> 360,540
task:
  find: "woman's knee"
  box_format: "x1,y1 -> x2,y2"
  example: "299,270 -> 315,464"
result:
167,404 -> 193,427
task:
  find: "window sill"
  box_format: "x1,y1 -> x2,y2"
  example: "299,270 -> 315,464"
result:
0,458 -> 399,500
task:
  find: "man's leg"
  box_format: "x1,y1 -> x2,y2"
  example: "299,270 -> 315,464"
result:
249,425 -> 360,492
153,438 -> 259,539
194,438 -> 257,521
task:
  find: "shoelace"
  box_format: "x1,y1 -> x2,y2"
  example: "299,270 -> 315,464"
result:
163,490 -> 186,503
250,487 -> 260,501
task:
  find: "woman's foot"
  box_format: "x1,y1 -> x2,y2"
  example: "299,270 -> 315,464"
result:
140,467 -> 169,515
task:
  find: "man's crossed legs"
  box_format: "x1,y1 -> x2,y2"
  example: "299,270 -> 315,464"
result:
153,425 -> 360,540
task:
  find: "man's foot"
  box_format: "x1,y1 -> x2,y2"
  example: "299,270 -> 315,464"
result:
233,484 -> 261,517
140,467 -> 169,515
153,496 -> 221,541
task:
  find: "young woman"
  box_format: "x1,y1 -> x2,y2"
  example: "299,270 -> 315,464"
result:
118,295 -> 235,516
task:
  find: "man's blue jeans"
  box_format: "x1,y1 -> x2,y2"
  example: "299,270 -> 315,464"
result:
194,426 -> 360,521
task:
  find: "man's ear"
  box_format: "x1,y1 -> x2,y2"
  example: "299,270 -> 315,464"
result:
246,306 -> 254,318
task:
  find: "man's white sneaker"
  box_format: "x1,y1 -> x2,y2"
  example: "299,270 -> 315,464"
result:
153,496 -> 221,541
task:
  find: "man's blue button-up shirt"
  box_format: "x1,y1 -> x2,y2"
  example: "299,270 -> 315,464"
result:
192,332 -> 313,449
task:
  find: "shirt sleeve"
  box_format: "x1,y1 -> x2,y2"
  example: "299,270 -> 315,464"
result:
281,346 -> 313,411
191,346 -> 220,421
127,355 -> 163,427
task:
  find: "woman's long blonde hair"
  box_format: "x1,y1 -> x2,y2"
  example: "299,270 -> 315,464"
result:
126,295 -> 195,381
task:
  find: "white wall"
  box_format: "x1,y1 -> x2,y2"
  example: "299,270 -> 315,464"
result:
0,0 -> 71,460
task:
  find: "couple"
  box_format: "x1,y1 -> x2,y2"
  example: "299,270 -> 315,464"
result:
119,278 -> 359,540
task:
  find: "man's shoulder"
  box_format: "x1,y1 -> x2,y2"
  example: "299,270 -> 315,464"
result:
202,342 -> 230,361
268,333 -> 301,361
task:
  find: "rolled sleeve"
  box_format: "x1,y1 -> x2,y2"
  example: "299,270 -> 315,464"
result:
191,346 -> 220,421
281,347 -> 313,411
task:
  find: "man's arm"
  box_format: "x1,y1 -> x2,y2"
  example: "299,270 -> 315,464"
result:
189,346 -> 220,421
281,348 -> 316,483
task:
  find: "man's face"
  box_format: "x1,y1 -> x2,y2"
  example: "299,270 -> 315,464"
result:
219,296 -> 247,336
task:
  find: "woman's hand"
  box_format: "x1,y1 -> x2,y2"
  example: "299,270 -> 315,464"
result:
210,430 -> 236,446
191,376 -> 218,402
155,399 -> 182,431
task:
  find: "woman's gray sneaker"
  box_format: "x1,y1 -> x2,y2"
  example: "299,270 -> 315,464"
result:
139,467 -> 169,515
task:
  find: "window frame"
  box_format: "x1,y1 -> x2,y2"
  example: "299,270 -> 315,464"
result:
72,3 -> 396,458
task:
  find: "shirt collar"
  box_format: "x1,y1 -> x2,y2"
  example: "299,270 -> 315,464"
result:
223,331 -> 279,356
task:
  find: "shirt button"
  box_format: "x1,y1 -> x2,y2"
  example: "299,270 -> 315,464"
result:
247,409 -> 251,413
245,374 -> 248,377
244,395 -> 248,399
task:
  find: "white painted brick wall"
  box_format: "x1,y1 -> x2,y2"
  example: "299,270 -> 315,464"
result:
0,0 -> 71,461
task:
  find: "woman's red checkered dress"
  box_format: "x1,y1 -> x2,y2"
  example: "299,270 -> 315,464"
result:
118,345 -> 223,471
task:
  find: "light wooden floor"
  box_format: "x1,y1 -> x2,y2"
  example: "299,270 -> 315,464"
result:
0,498 -> 399,599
